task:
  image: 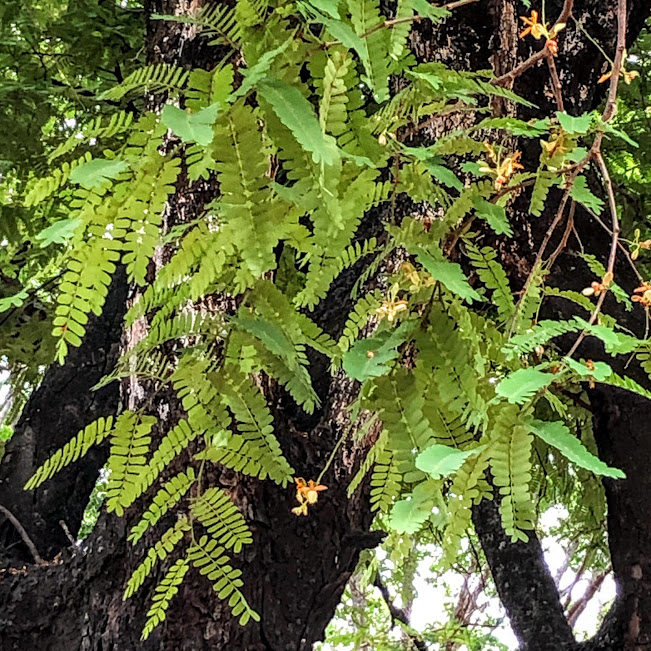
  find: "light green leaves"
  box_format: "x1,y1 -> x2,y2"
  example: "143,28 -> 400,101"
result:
388,480 -> 442,534
411,0 -> 449,20
342,326 -> 409,381
570,176 -> 604,214
69,158 -> 129,188
305,0 -> 341,18
35,217 -> 82,247
162,103 -> 221,146
496,367 -> 555,404
257,78 -> 339,165
556,110 -> 594,135
472,197 -> 512,236
413,248 -> 480,302
0,289 -> 28,312
415,444 -> 484,479
528,419 -> 625,479
348,0 -> 390,102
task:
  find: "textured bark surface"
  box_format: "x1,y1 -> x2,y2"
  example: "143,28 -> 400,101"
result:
1,2 -> 383,649
2,1 -> 651,651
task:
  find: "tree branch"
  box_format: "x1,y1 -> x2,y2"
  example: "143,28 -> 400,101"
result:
374,575 -> 428,651
0,505 -> 44,565
472,497 -> 575,651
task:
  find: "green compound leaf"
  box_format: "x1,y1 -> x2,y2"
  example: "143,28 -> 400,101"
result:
415,444 -> 484,479
496,366 -> 555,404
556,110 -> 594,135
257,78 -> 340,166
35,217 -> 82,248
570,176 -> 604,214
529,419 -> 625,479
0,289 -> 29,312
342,325 -> 410,381
472,197 -> 512,236
69,158 -> 129,188
388,497 -> 430,534
413,248 -> 480,302
162,103 -> 220,146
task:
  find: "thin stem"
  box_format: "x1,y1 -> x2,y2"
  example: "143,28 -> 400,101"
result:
546,53 -> 565,111
564,0 -> 627,359
0,504 -> 45,565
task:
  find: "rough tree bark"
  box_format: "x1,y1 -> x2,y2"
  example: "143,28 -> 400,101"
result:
1,1 -> 651,650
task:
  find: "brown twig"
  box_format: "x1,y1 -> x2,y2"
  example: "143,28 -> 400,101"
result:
59,519 -> 76,546
443,0 -> 481,10
567,568 -> 610,627
508,155 -> 591,337
565,150 -> 622,359
0,504 -> 45,565
564,0 -> 627,360
546,53 -> 565,111
374,575 -> 428,651
548,200 -> 576,269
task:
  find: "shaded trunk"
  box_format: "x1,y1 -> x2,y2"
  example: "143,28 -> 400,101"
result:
3,2 -> 651,651
0,269 -> 127,564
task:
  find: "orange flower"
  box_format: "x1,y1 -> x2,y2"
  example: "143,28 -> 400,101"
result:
292,478 -> 328,516
632,283 -> 651,307
624,70 -> 640,84
520,11 -> 545,39
582,281 -> 606,297
479,143 -> 524,190
599,54 -> 639,85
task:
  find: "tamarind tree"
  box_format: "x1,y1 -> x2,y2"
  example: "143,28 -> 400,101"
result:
1,0 -> 651,649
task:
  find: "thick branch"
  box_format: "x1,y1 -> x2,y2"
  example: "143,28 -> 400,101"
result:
0,269 -> 127,563
472,497 -> 576,651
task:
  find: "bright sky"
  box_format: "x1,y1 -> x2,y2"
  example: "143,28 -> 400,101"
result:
408,506 -> 615,649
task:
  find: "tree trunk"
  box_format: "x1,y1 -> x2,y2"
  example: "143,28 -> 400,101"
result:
2,2 -> 651,651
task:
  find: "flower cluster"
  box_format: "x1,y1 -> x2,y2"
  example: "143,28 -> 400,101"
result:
479,142 -> 524,190
377,284 -> 409,322
599,51 -> 640,85
630,229 -> 651,261
582,272 -> 614,298
520,10 -> 565,56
